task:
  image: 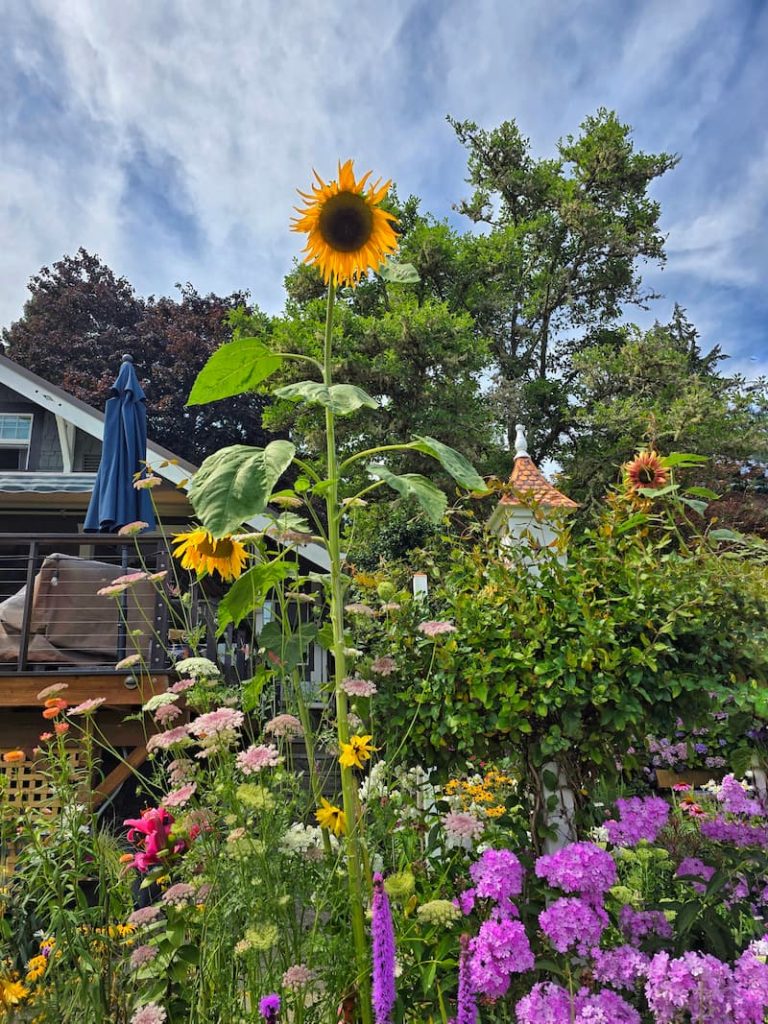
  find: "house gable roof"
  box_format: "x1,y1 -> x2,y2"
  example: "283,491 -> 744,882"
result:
0,352 -> 330,569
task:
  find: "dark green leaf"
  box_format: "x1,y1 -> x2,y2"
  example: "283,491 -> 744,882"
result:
680,497 -> 708,516
614,512 -> 648,535
187,338 -> 282,405
242,668 -> 270,712
367,463 -> 448,523
411,435 -> 487,491
686,486 -> 720,500
710,528 -> 745,542
218,560 -> 297,632
189,441 -> 295,537
663,453 -> 709,467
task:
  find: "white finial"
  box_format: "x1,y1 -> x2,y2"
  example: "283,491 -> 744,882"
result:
514,424 -> 529,459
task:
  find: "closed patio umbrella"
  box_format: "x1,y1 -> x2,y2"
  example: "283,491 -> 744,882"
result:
84,354 -> 156,532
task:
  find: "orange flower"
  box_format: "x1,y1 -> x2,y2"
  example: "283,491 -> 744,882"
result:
2,750 -> 25,764
625,451 -> 669,491
42,706 -> 63,720
54,722 -> 70,735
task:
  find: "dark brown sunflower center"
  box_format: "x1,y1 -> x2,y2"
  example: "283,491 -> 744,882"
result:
319,191 -> 373,252
637,466 -> 657,484
198,536 -> 233,558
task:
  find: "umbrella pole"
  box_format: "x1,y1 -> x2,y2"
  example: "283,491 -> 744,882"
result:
117,543 -> 128,663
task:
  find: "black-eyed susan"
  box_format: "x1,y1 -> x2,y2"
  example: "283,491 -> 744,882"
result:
338,734 -> 376,770
291,159 -> 398,286
625,451 -> 669,491
315,797 -> 346,836
172,528 -> 248,581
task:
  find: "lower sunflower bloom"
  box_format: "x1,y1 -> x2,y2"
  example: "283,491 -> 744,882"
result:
172,528 -> 248,581
625,451 -> 669,491
315,798 -> 346,837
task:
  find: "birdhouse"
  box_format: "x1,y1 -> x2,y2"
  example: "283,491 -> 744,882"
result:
488,425 -> 578,555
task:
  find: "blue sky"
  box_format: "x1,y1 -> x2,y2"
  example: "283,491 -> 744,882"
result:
1,0 -> 766,378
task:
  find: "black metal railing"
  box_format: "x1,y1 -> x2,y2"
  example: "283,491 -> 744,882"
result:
0,533 -> 183,674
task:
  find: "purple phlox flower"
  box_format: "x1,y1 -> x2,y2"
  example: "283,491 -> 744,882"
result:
467,917 -> 534,999
618,905 -> 673,945
700,817 -> 768,848
591,945 -> 650,989
517,983 -> 641,1024
535,841 -> 617,897
371,872 -> 396,1024
645,951 -> 735,1024
605,796 -> 670,846
259,994 -> 281,1023
734,949 -> 768,1023
539,897 -> 608,956
676,857 -> 715,895
719,774 -> 765,817
456,935 -> 477,1024
453,888 -> 476,916
469,848 -> 524,902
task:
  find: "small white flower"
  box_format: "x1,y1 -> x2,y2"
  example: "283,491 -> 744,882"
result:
142,692 -> 179,712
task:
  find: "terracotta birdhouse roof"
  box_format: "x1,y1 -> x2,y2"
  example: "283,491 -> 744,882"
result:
498,425 -> 579,510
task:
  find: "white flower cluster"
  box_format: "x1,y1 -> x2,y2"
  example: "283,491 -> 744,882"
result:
280,822 -> 337,860
173,656 -> 221,679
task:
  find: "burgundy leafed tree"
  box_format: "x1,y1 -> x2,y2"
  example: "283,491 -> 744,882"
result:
2,249 -> 273,464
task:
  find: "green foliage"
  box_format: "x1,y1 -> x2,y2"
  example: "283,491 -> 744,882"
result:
364,498 -> 768,782
366,464 -> 448,524
186,336 -> 282,405
188,440 -> 296,536
273,380 -> 379,415
345,497 -> 439,571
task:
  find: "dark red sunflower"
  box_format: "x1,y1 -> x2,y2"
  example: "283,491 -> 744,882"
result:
625,451 -> 669,491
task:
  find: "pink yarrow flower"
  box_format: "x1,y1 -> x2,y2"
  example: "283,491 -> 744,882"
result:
170,678 -> 195,694
443,811 -> 484,845
98,583 -> 129,597
265,714 -> 303,738
147,726 -> 191,752
188,708 -> 244,738
130,1003 -> 167,1024
236,744 -> 282,775
36,682 -> 69,701
341,677 -> 378,698
112,571 -> 150,586
154,703 -> 182,725
370,656 -> 396,676
69,698 -> 107,716
161,782 -> 197,809
418,620 -> 457,637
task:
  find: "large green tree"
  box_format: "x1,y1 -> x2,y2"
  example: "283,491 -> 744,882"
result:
399,109 -> 678,461
2,249 -> 273,464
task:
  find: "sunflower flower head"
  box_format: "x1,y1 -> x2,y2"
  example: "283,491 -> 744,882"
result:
291,160 -> 398,286
338,734 -> 376,771
625,451 -> 669,492
315,798 -> 346,837
172,528 -> 248,581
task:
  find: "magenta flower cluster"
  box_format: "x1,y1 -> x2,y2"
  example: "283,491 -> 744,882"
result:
539,896 -> 608,955
645,949 -> 768,1024
469,848 -> 524,902
371,873 -> 396,1024
718,775 -> 765,818
467,917 -> 534,998
534,841 -> 617,896
619,905 -> 674,945
605,796 -> 670,846
516,982 -> 640,1024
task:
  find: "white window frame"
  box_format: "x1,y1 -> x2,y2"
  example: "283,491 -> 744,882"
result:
0,412 -> 34,469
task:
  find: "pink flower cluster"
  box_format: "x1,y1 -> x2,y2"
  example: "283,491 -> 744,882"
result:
468,918 -> 534,999
417,620 -> 457,637
124,807 -> 180,873
517,983 -> 640,1024
188,707 -> 244,756
719,774 -> 765,817
236,744 -> 282,775
469,848 -> 524,902
539,896 -> 608,955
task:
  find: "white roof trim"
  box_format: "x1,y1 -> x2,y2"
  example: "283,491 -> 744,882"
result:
0,354 -> 330,569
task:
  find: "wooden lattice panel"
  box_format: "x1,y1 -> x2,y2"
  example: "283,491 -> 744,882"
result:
1,749 -> 84,812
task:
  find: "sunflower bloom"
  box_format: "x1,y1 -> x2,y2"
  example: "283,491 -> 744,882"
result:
315,798 -> 346,837
172,528 -> 248,581
0,977 -> 29,1009
625,451 -> 669,491
339,734 -> 376,770
291,159 -> 398,286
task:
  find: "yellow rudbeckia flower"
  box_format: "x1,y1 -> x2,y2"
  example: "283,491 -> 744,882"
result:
338,734 -> 376,771
315,798 -> 346,837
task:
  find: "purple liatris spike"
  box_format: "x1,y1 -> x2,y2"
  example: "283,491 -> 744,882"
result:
457,935 -> 477,1024
371,872 -> 396,1024
259,994 -> 280,1024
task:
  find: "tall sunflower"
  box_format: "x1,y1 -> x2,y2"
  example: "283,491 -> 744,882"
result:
625,451 -> 669,491
172,528 -> 248,581
291,159 -> 398,286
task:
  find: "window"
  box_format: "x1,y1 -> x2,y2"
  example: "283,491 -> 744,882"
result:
0,413 -> 33,470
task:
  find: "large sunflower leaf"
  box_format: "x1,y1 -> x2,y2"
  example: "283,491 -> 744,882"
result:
218,560 -> 297,633
366,463 -> 447,523
274,380 -> 379,415
411,435 -> 487,492
189,441 -> 296,537
187,338 -> 283,406
378,260 -> 420,284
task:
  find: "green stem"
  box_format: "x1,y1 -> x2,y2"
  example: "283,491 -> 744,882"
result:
322,277 -> 372,1024
339,442 -> 419,474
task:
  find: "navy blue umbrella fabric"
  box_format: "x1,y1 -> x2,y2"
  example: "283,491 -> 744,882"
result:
84,355 -> 156,532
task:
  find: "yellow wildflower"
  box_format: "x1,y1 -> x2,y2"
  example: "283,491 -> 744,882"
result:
338,735 -> 376,770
